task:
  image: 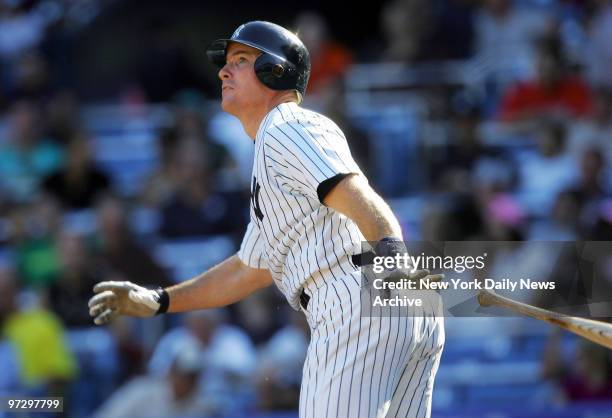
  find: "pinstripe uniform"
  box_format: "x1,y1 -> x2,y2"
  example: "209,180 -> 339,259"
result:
238,101 -> 444,418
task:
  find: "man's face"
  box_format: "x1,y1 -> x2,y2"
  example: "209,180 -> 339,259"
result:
218,43 -> 272,115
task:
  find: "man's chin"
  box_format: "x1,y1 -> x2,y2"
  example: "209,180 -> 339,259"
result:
220,99 -> 235,115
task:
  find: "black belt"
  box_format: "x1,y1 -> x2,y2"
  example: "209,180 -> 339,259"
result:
299,289 -> 310,310
299,252 -> 373,310
351,251 -> 374,267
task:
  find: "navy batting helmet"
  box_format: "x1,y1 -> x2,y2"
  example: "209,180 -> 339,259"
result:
206,21 -> 310,98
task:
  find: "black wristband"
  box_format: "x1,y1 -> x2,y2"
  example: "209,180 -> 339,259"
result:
154,288 -> 169,315
375,237 -> 407,258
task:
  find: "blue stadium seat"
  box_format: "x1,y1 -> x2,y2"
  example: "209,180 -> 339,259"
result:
464,382 -> 542,406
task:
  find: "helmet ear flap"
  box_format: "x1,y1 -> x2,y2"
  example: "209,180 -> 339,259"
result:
254,53 -> 297,91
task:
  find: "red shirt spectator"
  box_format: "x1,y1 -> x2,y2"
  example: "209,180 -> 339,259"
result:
498,75 -> 593,121
497,34 -> 593,122
308,42 -> 352,93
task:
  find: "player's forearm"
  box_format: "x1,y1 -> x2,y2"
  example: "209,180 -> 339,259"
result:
349,192 -> 402,241
324,174 -> 403,241
164,255 -> 272,313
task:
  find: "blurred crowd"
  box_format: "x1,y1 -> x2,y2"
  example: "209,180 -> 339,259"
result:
0,0 -> 611,417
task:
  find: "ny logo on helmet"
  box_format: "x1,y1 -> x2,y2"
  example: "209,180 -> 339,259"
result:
232,24 -> 245,39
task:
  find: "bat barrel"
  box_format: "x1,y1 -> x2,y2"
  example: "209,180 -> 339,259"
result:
477,290 -> 612,350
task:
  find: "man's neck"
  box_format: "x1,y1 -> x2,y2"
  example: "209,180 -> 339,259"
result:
240,106 -> 275,140
240,96 -> 297,140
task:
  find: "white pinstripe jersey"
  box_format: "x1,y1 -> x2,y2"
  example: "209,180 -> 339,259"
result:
238,102 -> 366,310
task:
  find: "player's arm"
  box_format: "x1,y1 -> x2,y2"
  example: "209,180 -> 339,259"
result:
322,173 -> 402,242
88,255 -> 272,325
165,255 -> 272,312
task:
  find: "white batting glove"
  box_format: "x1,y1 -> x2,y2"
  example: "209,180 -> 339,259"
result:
88,281 -> 168,325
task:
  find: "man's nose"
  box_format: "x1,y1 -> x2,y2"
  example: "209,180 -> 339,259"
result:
218,64 -> 230,80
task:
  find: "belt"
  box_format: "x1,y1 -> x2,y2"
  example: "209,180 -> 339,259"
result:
351,251 -> 374,267
299,251 -> 372,310
299,289 -> 310,310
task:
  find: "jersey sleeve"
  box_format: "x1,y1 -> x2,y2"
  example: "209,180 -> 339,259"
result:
263,120 -> 363,201
237,221 -> 267,269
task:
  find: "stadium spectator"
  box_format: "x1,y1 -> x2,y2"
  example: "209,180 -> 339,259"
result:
429,101 -> 487,192
93,194 -> 172,288
586,0 -> 612,88
295,11 -> 353,94
567,87 -> 612,165
528,189 -> 582,240
47,231 -> 103,327
142,97 -> 236,204
574,147 -> 608,200
148,309 -> 257,415
378,0 -> 433,62
497,34 -> 593,123
10,196 -> 62,289
0,100 -> 64,204
43,90 -> 80,145
474,0 -> 553,85
314,80 -> 371,176
8,51 -> 52,103
421,194 -> 485,241
563,341 -> 612,400
482,193 -> 526,241
515,121 -> 578,216
93,340 -> 215,418
42,131 -> 112,210
255,310 -> 309,411
232,287 -> 290,345
158,138 -> 243,239
543,335 -> 612,401
175,97 -> 235,181
206,109 -> 255,190
530,145 -> 609,239
140,128 -> 181,208
0,265 -> 77,392
586,198 -> 612,240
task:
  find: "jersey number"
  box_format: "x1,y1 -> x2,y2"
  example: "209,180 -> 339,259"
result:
251,177 -> 264,221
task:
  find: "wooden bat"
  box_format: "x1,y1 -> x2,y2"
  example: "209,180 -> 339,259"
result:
477,290 -> 612,350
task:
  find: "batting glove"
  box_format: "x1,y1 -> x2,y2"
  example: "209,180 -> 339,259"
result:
88,281 -> 169,325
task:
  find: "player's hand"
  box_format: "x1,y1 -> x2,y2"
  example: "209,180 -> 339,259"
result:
88,281 -> 162,325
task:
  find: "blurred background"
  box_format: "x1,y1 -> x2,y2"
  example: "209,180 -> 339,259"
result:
0,0 -> 611,417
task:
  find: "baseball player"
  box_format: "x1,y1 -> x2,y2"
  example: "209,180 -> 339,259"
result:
88,21 -> 445,418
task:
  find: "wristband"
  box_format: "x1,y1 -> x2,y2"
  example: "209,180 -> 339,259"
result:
375,236 -> 407,258
154,288 -> 170,315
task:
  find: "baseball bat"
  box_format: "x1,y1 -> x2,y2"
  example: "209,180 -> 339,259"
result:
477,290 -> 612,350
